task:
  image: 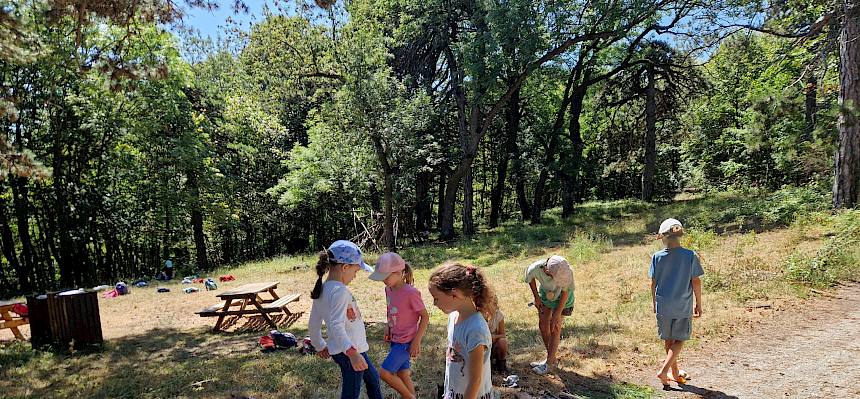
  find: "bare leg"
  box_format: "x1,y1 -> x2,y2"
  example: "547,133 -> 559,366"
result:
379,369 -> 414,399
657,340 -> 684,385
546,314 -> 565,366
663,340 -> 681,380
538,307 -> 552,353
396,369 -> 416,398
493,337 -> 509,361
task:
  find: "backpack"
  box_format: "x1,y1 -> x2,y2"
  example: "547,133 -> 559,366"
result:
115,282 -> 129,295
204,278 -> 218,291
269,330 -> 297,348
258,335 -> 276,352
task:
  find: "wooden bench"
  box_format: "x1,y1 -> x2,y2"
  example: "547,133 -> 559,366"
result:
195,282 -> 304,331
197,294 -> 302,316
262,293 -> 301,311
0,301 -> 29,340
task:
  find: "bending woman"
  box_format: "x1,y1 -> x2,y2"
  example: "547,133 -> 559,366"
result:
524,255 -> 575,375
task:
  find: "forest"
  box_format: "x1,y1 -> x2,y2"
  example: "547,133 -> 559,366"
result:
0,0 -> 857,297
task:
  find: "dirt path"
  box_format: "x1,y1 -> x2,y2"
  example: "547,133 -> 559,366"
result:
633,284 -> 860,399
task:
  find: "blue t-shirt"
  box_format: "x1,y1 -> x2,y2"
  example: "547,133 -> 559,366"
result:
444,311 -> 494,399
649,247 -> 704,318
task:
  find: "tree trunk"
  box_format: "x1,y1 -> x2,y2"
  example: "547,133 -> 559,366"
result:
561,83 -> 588,217
833,0 -> 860,209
463,164 -> 475,236
489,87 -> 520,228
437,168 -> 446,230
0,197 -> 24,292
415,170 -> 432,238
531,72 -> 577,224
641,65 -> 658,202
804,76 -> 817,141
370,136 -> 396,251
382,171 -> 396,251
187,169 -> 209,270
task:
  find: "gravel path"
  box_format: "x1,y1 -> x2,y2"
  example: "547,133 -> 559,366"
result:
637,284 -> 860,399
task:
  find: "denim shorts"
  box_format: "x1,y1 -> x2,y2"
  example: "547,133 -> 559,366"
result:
380,342 -> 411,373
656,315 -> 692,341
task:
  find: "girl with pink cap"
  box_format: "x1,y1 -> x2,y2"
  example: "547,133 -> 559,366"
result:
369,252 -> 429,399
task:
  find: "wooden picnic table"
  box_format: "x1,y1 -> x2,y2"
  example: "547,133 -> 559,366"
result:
196,281 -> 302,332
0,300 -> 29,340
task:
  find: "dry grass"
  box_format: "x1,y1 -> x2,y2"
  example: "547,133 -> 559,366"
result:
0,193 -> 839,399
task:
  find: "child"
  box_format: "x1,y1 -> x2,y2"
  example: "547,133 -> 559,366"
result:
649,218 -> 704,388
428,263 -> 497,399
369,252 -> 429,399
308,240 -> 384,399
488,306 -> 508,374
524,255 -> 575,375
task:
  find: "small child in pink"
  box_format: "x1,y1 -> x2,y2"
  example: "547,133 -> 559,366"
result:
369,253 -> 429,399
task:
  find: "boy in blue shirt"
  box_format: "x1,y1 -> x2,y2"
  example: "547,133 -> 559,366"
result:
649,218 -> 704,389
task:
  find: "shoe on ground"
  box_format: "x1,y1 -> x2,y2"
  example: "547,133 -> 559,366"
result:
532,363 -> 552,375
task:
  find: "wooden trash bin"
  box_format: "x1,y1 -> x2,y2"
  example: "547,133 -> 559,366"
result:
46,290 -> 103,350
26,294 -> 52,348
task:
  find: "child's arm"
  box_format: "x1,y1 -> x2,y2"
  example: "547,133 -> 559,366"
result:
464,344 -> 487,399
692,277 -> 703,317
650,278 -> 657,313
409,308 -> 430,358
308,299 -> 328,357
528,280 -> 544,312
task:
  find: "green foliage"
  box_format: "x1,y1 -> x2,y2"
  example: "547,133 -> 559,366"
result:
680,32 -> 838,190
786,210 -> 860,287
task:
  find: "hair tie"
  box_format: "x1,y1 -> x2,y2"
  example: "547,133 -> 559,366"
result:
465,265 -> 476,276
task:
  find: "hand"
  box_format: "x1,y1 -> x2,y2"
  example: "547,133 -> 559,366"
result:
348,351 -> 369,371
409,341 -> 421,358
693,304 -> 703,318
317,347 -> 330,359
383,325 -> 391,342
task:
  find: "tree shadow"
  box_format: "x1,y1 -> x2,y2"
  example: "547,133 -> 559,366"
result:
497,367 -> 653,399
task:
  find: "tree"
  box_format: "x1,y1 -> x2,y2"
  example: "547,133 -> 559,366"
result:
833,0 -> 859,208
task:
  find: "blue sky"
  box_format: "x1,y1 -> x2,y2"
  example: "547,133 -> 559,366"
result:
181,1 -> 268,41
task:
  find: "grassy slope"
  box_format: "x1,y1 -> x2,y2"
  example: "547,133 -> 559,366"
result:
1,189 -> 857,399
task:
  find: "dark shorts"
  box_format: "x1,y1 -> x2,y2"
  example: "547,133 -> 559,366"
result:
656,315 -> 692,341
380,342 -> 411,373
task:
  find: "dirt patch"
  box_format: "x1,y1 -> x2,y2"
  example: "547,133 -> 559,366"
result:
629,284 -> 860,398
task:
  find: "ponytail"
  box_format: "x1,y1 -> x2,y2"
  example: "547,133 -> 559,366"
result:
311,250 -> 335,299
429,263 -> 497,321
403,262 -> 414,285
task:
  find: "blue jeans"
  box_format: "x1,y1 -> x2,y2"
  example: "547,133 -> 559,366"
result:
331,352 -> 383,399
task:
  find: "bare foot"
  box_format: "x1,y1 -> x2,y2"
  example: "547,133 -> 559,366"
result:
656,373 -> 671,388
669,372 -> 687,384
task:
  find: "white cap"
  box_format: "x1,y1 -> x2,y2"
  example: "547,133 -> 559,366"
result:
658,218 -> 683,236
545,255 -> 573,288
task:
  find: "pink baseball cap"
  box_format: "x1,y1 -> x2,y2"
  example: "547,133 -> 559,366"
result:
369,252 -> 406,281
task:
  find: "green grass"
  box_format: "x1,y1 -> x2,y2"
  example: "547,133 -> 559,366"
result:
1,187 -> 850,399
786,210 -> 860,287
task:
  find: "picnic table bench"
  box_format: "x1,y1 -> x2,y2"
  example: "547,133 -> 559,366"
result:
196,282 -> 301,332
0,300 -> 29,340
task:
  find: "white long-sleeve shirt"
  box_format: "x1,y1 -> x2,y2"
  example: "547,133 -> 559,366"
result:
308,280 -> 369,355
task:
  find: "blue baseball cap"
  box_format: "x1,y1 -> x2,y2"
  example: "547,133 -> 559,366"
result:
328,240 -> 373,272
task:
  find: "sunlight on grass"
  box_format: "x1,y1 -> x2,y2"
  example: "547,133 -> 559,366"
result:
1,188 -> 847,398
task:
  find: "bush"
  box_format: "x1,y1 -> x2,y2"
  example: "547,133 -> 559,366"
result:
786,210 -> 860,287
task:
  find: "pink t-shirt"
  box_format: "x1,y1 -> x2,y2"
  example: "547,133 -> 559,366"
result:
385,284 -> 426,343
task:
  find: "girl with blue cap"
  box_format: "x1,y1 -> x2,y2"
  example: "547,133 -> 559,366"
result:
308,240 -> 382,399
